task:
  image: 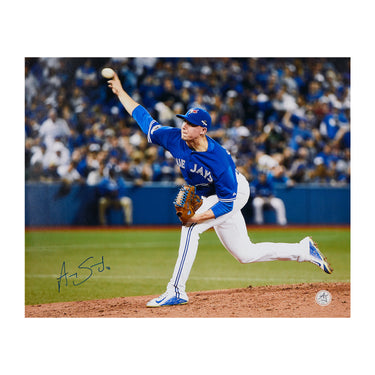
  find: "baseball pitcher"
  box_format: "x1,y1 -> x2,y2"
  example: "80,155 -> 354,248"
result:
107,71 -> 333,308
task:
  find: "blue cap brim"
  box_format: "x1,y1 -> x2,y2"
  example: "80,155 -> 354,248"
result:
176,114 -> 200,126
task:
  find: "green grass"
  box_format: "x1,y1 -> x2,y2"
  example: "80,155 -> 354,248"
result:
25,227 -> 350,305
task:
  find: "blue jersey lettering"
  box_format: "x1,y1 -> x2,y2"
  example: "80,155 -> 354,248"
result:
176,158 -> 185,169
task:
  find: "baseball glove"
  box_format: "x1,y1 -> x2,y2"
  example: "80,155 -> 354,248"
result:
173,185 -> 203,225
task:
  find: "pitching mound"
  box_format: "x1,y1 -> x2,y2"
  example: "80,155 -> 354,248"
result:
25,282 -> 350,318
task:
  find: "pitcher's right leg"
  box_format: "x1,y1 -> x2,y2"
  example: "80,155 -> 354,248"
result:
214,210 -> 309,263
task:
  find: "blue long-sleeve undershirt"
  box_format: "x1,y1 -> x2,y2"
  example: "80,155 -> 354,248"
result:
211,200 -> 233,218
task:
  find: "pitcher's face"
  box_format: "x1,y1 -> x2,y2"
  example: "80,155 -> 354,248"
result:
181,121 -> 205,141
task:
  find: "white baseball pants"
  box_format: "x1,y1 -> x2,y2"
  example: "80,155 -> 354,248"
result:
166,172 -> 310,297
253,196 -> 287,225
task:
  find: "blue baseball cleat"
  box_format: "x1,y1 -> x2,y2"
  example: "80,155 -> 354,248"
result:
306,237 -> 333,274
146,292 -> 188,307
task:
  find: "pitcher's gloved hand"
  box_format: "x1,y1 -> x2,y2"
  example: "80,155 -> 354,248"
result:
173,185 -> 203,225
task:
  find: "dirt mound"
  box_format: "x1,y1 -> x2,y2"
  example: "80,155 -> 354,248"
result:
25,282 -> 350,318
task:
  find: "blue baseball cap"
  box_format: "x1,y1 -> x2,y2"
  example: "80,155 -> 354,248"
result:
176,108 -> 211,130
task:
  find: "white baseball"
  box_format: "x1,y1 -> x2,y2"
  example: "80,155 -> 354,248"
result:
101,67 -> 115,79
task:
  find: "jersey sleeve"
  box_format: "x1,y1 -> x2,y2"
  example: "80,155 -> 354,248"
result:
147,120 -> 180,150
132,105 -> 155,134
210,165 -> 238,218
132,105 -> 179,149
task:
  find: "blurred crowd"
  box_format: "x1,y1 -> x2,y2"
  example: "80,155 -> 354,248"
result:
25,57 -> 350,188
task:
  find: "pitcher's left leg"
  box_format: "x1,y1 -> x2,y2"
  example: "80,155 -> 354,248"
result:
147,196 -> 221,307
166,223 -> 200,299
